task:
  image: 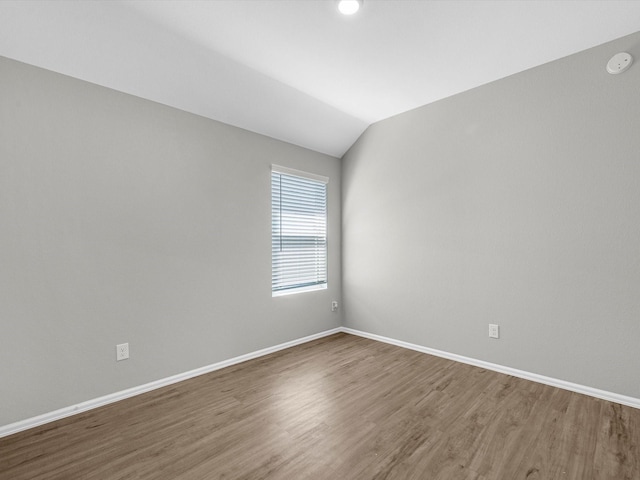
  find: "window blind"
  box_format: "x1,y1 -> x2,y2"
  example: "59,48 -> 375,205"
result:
271,167 -> 328,295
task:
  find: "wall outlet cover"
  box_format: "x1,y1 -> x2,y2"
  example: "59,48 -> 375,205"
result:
116,343 -> 129,361
489,324 -> 500,339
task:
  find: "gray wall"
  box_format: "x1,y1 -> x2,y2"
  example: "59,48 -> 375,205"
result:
0,56 -> 341,426
342,32 -> 640,398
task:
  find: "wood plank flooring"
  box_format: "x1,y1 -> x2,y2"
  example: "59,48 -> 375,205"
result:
1,333 -> 639,479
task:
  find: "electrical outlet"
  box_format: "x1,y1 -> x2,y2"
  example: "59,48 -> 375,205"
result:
331,300 -> 339,312
116,343 -> 129,361
488,324 -> 500,339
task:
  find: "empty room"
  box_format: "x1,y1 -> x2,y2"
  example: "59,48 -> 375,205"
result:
1,1 -> 639,479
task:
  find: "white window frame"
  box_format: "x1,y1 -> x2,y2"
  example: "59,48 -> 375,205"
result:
271,165 -> 328,297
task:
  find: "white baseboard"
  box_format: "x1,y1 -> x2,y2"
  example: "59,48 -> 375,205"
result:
4,325 -> 638,439
0,328 -> 342,439
341,327 -> 640,410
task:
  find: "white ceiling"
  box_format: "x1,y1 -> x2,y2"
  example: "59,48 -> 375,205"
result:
1,1 -> 639,157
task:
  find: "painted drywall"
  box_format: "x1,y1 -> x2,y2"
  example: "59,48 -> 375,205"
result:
0,56 -> 341,426
342,32 -> 640,399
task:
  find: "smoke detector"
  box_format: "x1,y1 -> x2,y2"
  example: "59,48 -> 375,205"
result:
606,52 -> 633,74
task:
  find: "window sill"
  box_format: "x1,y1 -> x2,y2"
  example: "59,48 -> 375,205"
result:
272,284 -> 327,297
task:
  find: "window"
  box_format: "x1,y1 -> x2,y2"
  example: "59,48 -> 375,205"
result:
271,165 -> 328,296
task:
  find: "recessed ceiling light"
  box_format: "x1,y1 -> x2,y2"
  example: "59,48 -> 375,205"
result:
338,0 -> 363,16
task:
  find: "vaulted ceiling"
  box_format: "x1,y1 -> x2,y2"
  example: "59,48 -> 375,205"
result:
1,1 -> 639,157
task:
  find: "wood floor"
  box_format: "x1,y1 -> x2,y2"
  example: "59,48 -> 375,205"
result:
1,333 -> 639,480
